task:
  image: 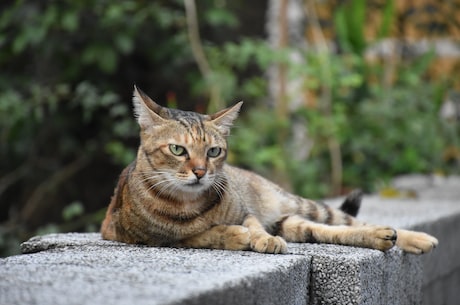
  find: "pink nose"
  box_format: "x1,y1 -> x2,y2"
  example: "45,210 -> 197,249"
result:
192,167 -> 207,179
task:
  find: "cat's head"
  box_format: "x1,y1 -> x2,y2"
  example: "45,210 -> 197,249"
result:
132,86 -> 242,198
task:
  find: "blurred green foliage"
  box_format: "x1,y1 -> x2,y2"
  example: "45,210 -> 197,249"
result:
0,0 -> 248,256
0,0 -> 458,257
224,43 -> 457,196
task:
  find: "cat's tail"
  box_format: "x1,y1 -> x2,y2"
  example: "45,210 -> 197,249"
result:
339,189 -> 362,217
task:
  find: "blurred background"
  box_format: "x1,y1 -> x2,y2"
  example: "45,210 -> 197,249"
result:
0,0 -> 459,256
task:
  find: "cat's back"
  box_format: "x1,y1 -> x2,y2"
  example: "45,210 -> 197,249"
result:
223,164 -> 299,223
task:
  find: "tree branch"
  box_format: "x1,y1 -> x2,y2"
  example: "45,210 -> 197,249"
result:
0,165 -> 28,200
183,0 -> 223,112
20,155 -> 90,225
277,0 -> 289,120
304,0 -> 343,195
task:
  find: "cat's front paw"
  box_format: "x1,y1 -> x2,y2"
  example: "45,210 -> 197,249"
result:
366,226 -> 397,251
396,229 -> 438,254
250,234 -> 287,254
222,225 -> 251,251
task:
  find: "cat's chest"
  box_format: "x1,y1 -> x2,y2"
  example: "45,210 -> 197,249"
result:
142,194 -> 222,222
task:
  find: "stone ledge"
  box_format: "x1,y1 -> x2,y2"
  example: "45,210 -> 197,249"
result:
0,233 -> 422,305
1,176 -> 459,305
4,233 -> 311,305
326,179 -> 460,305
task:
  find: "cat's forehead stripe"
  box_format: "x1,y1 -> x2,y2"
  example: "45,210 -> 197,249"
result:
181,118 -> 203,140
169,110 -> 208,142
169,108 -> 203,120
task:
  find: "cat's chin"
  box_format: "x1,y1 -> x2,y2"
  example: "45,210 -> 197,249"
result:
177,183 -> 210,197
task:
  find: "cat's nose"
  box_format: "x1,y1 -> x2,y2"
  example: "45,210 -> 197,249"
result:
192,167 -> 207,179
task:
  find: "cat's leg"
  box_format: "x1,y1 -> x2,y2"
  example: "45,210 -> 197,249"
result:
293,196 -> 438,253
395,229 -> 438,254
309,205 -> 438,254
278,215 -> 397,251
177,225 -> 251,251
242,215 -> 287,254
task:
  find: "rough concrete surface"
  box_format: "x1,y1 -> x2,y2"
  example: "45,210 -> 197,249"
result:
290,244 -> 422,305
1,175 -> 459,305
327,174 -> 460,305
1,233 -> 310,305
1,233 -> 424,305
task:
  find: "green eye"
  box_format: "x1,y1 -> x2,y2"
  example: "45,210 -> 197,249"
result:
169,144 -> 186,156
207,147 -> 221,158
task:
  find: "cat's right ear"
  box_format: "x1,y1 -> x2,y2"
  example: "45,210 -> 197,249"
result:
210,101 -> 243,136
132,85 -> 166,128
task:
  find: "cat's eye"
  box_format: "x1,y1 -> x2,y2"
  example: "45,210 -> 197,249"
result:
169,144 -> 187,156
207,147 -> 221,158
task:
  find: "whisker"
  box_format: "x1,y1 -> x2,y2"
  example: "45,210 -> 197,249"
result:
154,180 -> 177,200
211,175 -> 228,199
148,179 -> 176,192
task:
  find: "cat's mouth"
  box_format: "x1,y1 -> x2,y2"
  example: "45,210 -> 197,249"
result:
183,179 -> 210,191
184,179 -> 204,187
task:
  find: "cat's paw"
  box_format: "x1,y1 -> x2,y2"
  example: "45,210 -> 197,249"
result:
223,225 -> 251,251
250,234 -> 287,254
366,226 -> 397,251
396,229 -> 438,254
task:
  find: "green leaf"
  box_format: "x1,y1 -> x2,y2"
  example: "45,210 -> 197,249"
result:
115,34 -> 134,54
348,0 -> 366,54
334,0 -> 367,54
105,141 -> 136,165
333,6 -> 351,53
62,201 -> 84,221
377,0 -> 395,38
61,11 -> 79,32
99,49 -> 118,73
205,8 -> 238,28
339,73 -> 363,87
82,45 -> 118,73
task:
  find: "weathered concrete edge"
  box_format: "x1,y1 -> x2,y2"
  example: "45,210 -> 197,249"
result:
16,191 -> 460,305
18,233 -> 312,305
175,257 -> 310,305
20,232 -> 131,254
416,213 -> 460,305
327,193 -> 460,304
18,233 -> 423,305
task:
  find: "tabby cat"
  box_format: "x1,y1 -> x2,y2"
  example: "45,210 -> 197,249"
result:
101,86 -> 438,255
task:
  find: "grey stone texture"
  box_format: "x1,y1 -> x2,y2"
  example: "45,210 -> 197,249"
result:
3,233 -> 310,305
1,175 -> 459,305
331,175 -> 460,305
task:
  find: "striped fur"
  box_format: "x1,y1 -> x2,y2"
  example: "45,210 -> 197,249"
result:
101,86 -> 438,254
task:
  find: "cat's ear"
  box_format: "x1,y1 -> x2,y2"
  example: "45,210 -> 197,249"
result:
210,102 -> 243,135
132,85 -> 166,128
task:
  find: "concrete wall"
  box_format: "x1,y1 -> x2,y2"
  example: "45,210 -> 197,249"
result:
1,233 -> 424,305
1,176 -> 459,305
419,214 -> 460,305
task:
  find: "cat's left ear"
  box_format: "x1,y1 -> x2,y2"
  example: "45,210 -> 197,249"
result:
133,85 -> 167,129
210,102 -> 243,135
